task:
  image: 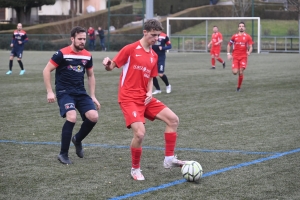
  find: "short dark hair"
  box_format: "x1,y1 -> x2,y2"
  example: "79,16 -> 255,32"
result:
239,22 -> 245,27
144,19 -> 163,32
71,26 -> 86,37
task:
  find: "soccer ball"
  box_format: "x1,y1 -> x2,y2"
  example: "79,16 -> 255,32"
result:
181,161 -> 203,182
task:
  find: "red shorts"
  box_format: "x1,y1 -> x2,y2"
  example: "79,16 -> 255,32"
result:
119,98 -> 167,128
232,57 -> 248,69
210,48 -> 221,57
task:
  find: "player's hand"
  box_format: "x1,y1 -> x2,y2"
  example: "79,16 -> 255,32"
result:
227,54 -> 232,61
159,46 -> 162,50
47,92 -> 56,103
92,97 -> 101,110
18,41 -> 22,44
247,51 -> 251,56
10,44 -> 13,48
103,57 -> 112,70
144,92 -> 152,105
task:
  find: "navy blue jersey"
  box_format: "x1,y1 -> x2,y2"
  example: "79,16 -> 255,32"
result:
50,46 -> 93,94
152,32 -> 172,58
11,29 -> 28,51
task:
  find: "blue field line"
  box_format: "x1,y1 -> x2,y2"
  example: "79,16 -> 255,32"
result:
109,147 -> 300,200
0,140 -> 277,155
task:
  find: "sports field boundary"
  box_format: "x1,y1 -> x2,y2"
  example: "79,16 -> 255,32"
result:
0,139 -> 278,155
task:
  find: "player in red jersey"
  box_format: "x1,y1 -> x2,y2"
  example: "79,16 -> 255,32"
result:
227,22 -> 253,91
102,19 -> 187,181
207,26 -> 225,69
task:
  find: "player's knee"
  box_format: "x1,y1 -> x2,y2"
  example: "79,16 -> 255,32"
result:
86,110 -> 99,123
66,111 -> 77,123
134,131 -> 145,142
158,73 -> 164,77
168,114 -> 179,129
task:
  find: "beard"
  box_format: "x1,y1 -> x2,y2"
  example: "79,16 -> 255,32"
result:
74,43 -> 85,51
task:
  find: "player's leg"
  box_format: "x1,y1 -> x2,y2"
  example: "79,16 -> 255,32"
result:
152,62 -> 162,94
72,94 -> 98,158
57,93 -> 77,164
120,102 -> 146,180
210,50 -> 216,69
6,52 -> 15,75
145,99 -> 186,169
152,77 -> 161,94
101,38 -> 106,51
17,51 -> 25,75
237,57 -> 247,91
231,57 -> 240,91
130,122 -> 146,180
158,59 -> 171,94
215,48 -> 225,68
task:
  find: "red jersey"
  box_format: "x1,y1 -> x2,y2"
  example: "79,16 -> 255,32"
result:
211,32 -> 223,48
113,41 -> 158,103
88,28 -> 95,40
229,33 -> 253,58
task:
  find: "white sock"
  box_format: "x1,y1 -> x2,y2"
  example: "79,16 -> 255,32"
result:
164,155 -> 174,161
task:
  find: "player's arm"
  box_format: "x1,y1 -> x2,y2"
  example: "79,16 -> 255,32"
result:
103,57 -> 116,71
10,34 -> 15,47
22,33 -> 28,44
43,62 -> 56,103
216,38 -> 223,45
227,42 -> 233,60
247,45 -> 253,56
145,77 -> 153,105
161,37 -> 172,51
86,68 -> 101,110
161,43 -> 172,51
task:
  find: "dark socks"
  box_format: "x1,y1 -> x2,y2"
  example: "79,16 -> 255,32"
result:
160,74 -> 169,86
60,120 -> 75,155
9,60 -> 12,70
74,118 -> 97,142
153,77 -> 160,90
18,60 -> 24,70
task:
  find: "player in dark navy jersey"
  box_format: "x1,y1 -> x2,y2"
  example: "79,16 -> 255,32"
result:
6,23 -> 28,75
151,32 -> 172,94
43,26 -> 100,164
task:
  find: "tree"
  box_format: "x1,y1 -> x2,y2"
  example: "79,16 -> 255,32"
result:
232,0 -> 252,17
286,0 -> 300,53
0,0 -> 56,24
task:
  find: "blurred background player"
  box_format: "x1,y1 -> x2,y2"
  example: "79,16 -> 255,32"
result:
96,26 -> 106,51
207,26 -> 225,69
6,23 -> 28,75
43,26 -> 100,164
102,19 -> 187,181
87,26 -> 95,51
227,22 -> 253,92
151,31 -> 172,94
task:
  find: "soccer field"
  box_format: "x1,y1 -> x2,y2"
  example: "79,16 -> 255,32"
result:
0,50 -> 299,199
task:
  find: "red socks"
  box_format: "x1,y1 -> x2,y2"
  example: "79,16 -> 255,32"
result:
131,147 -> 142,169
217,57 -> 224,63
165,132 -> 177,156
211,58 -> 215,66
131,132 -> 177,168
238,74 -> 244,89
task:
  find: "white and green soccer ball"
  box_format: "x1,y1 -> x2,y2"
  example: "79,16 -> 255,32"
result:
181,161 -> 203,182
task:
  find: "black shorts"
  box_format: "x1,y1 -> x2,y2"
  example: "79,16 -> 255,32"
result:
157,59 -> 166,73
10,49 -> 23,59
57,92 -> 96,121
